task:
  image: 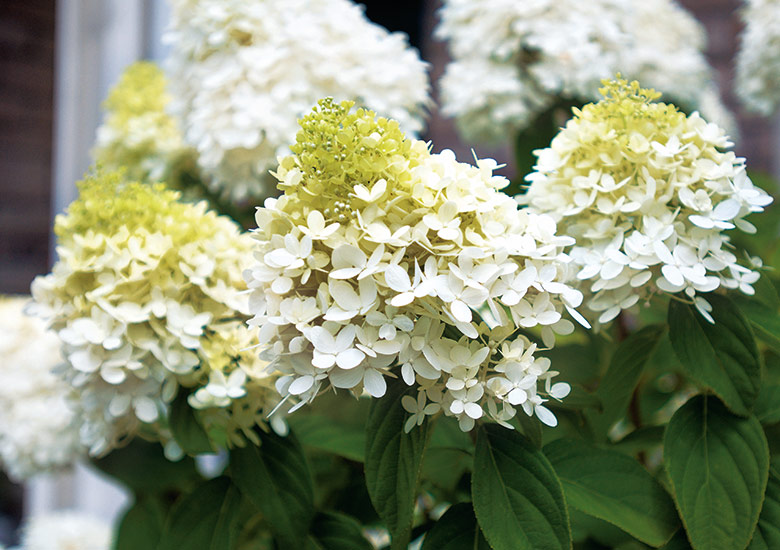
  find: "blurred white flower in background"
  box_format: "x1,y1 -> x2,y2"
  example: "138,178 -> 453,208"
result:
436,0 -> 731,143
18,511 -> 112,550
165,0 -> 430,203
736,0 -> 780,115
0,296 -> 84,482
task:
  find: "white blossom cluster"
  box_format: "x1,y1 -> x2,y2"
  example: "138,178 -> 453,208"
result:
18,511 -> 112,550
31,172 -> 283,455
736,0 -> 780,114
522,80 -> 773,324
436,0 -> 729,142
164,0 -> 430,203
0,297 -> 84,482
246,99 -> 584,431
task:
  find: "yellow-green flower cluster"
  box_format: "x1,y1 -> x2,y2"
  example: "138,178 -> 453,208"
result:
93,62 -> 196,185
522,79 -> 773,324
247,99 -> 583,431
31,171 -> 282,455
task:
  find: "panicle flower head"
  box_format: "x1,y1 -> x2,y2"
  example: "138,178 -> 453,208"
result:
0,296 -> 84,482
246,99 -> 585,432
31,171 -> 284,455
165,0 -> 430,204
736,0 -> 780,115
522,78 -> 773,324
436,0 -> 729,142
92,62 -> 196,184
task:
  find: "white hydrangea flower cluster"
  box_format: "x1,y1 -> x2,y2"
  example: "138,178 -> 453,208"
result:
436,0 -> 727,142
93,62 -> 195,184
736,0 -> 780,115
19,511 -> 112,550
31,172 -> 283,455
165,0 -> 430,204
0,296 -> 84,482
246,99 -> 584,431
522,79 -> 773,324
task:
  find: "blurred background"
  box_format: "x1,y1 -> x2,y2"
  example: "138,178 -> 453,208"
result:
0,0 -> 778,545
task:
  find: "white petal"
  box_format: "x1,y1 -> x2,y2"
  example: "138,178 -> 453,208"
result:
535,405 -> 558,427
507,388 -> 528,405
330,281 -> 361,311
661,265 -> 685,287
329,368 -> 363,389
384,264 -> 412,292
101,365 -> 126,385
451,300 -> 473,323
336,348 -> 366,370
549,382 -> 571,399
464,402 -> 484,419
390,292 -> 415,307
331,244 -> 367,271
271,277 -> 293,294
401,395 -> 418,413
289,375 -> 315,395
598,306 -> 621,324
134,397 -> 159,423
363,369 -> 387,398
401,364 -> 415,385
688,215 -> 715,229
713,199 -> 740,221
330,267 -> 363,280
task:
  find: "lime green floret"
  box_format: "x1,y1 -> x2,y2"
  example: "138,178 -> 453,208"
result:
55,170 -> 232,245
102,61 -> 171,127
579,77 -> 686,134
280,98 -> 427,214
561,78 -> 689,186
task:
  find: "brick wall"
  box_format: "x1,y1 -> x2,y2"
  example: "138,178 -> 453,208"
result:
0,0 -> 55,294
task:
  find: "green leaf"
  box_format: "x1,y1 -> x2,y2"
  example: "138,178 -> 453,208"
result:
753,273 -> 780,311
755,385 -> 780,425
660,530 -> 693,550
169,391 -> 214,455
514,407 -> 543,449
92,439 -> 198,493
421,503 -> 490,550
288,414 -> 366,462
568,508 -> 638,548
735,297 -> 780,354
230,429 -> 315,547
748,470 -> 780,549
589,324 -> 665,436
306,511 -> 373,550
664,395 -> 769,550
364,380 -> 429,550
423,417 -> 474,492
668,295 -> 761,416
547,384 -> 602,413
544,438 -> 679,546
610,425 -> 665,456
472,424 -> 571,550
158,476 -> 243,550
115,495 -> 166,550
